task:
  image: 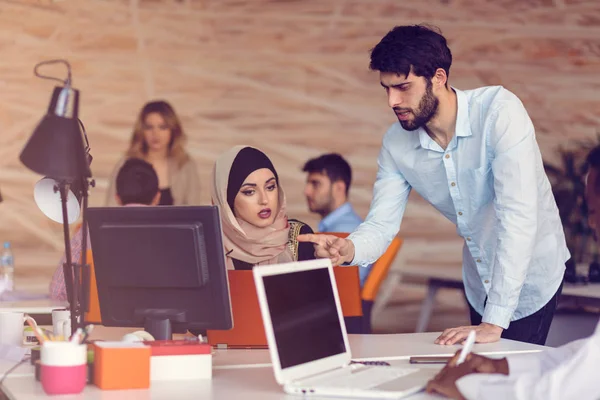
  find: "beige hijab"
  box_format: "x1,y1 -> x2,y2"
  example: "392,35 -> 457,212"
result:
211,145 -> 294,269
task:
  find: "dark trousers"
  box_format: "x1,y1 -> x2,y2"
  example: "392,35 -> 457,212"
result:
468,281 -> 563,345
344,300 -> 373,334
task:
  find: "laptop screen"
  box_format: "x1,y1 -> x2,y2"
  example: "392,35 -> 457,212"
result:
262,267 -> 346,369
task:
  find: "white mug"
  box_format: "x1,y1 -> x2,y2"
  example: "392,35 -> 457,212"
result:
52,309 -> 72,339
0,312 -> 36,346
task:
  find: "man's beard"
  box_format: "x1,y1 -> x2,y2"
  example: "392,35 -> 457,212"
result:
308,192 -> 335,217
395,81 -> 439,131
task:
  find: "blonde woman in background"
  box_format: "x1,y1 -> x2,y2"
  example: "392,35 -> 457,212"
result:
106,100 -> 201,206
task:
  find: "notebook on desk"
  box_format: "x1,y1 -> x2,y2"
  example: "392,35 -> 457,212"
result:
253,259 -> 436,399
206,268 -> 364,349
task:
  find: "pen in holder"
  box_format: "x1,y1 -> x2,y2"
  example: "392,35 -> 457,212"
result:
40,341 -> 87,395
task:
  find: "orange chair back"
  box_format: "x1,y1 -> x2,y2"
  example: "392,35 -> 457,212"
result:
313,231 -> 361,314
316,232 -> 403,302
84,244 -> 363,333
207,267 -> 362,347
361,237 -> 403,301
84,249 -> 102,324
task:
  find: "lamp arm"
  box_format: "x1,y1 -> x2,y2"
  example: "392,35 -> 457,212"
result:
79,178 -> 91,316
58,182 -> 79,333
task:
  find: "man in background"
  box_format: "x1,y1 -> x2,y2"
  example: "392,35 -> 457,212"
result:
50,158 -> 161,300
302,153 -> 371,284
303,153 -> 373,333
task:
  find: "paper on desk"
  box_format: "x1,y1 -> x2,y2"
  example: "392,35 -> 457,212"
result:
0,344 -> 27,362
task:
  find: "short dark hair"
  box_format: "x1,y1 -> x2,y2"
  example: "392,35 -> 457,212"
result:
116,158 -> 159,205
302,153 -> 352,195
370,24 -> 452,82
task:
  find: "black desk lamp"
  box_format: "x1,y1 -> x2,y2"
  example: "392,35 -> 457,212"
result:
20,59 -> 93,332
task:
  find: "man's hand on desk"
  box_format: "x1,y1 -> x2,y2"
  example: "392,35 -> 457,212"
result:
425,351 -> 509,399
435,323 -> 503,345
296,234 -> 355,266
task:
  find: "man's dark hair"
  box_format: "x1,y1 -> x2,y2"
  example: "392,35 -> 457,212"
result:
116,158 -> 159,205
370,24 -> 452,83
302,153 -> 352,195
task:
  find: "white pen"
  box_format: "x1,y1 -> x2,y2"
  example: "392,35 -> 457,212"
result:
70,328 -> 83,343
455,330 -> 476,365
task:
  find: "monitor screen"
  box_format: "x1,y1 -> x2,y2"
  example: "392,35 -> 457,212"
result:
87,206 -> 232,339
262,267 -> 346,369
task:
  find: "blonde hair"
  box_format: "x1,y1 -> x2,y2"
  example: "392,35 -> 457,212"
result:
126,100 -> 190,168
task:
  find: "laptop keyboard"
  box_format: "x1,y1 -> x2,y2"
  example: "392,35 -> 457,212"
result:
308,366 -> 419,390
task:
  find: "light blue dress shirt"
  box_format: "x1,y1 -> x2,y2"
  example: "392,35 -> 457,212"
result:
348,86 -> 569,329
318,203 -> 372,285
318,202 -> 363,233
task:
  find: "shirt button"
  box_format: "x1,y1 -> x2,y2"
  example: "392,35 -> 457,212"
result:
484,280 -> 490,284
466,237 -> 471,241
445,154 -> 450,159
451,182 -> 456,187
458,211 -> 463,216
477,259 -> 482,263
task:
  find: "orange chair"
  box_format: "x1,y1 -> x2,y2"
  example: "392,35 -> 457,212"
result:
314,232 -> 403,301
85,250 -> 363,334
84,248 -> 102,324
361,237 -> 403,302
315,232 -> 403,333
206,268 -> 362,348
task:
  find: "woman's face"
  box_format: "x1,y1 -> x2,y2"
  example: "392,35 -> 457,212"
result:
233,168 -> 280,228
142,112 -> 171,153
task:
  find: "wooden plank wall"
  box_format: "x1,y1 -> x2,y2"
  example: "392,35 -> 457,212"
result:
0,0 -> 598,292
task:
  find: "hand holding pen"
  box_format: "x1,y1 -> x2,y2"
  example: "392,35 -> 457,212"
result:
454,330 -> 476,366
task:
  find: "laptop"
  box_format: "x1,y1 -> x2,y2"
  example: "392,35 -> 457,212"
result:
253,259 -> 436,399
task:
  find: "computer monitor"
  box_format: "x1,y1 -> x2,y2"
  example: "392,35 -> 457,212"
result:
87,206 -> 233,340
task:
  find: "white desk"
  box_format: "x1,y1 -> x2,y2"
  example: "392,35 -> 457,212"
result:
402,264 -> 600,332
0,299 -> 67,315
0,330 -> 544,399
560,283 -> 600,308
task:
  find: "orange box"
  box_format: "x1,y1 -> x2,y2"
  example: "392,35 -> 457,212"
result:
93,342 -> 151,390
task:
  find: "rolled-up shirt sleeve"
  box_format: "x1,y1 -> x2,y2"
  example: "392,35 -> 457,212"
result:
483,99 -> 539,328
348,134 -> 411,266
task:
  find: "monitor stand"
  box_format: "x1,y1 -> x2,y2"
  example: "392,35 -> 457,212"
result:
134,309 -> 186,340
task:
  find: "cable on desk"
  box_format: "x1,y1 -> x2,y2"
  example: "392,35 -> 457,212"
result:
0,357 -> 31,385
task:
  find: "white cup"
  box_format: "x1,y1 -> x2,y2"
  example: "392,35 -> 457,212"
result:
52,309 -> 72,339
0,312 -> 36,346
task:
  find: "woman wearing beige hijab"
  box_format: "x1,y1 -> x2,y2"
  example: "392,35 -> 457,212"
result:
211,146 -> 315,269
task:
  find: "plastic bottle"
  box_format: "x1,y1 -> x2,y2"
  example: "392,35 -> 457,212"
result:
1,241 -> 15,291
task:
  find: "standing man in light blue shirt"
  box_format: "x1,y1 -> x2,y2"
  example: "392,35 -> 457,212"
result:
302,153 -> 371,285
299,24 -> 569,346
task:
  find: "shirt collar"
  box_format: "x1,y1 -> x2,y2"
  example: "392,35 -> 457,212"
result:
454,87 -> 473,138
319,202 -> 353,232
413,87 -> 472,150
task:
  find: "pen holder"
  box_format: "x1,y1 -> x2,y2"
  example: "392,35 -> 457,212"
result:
40,342 -> 87,395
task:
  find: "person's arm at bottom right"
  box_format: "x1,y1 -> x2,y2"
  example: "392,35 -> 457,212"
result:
456,337 -> 599,400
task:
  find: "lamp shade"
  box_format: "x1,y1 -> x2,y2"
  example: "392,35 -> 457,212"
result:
33,178 -> 81,224
20,86 -> 91,181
